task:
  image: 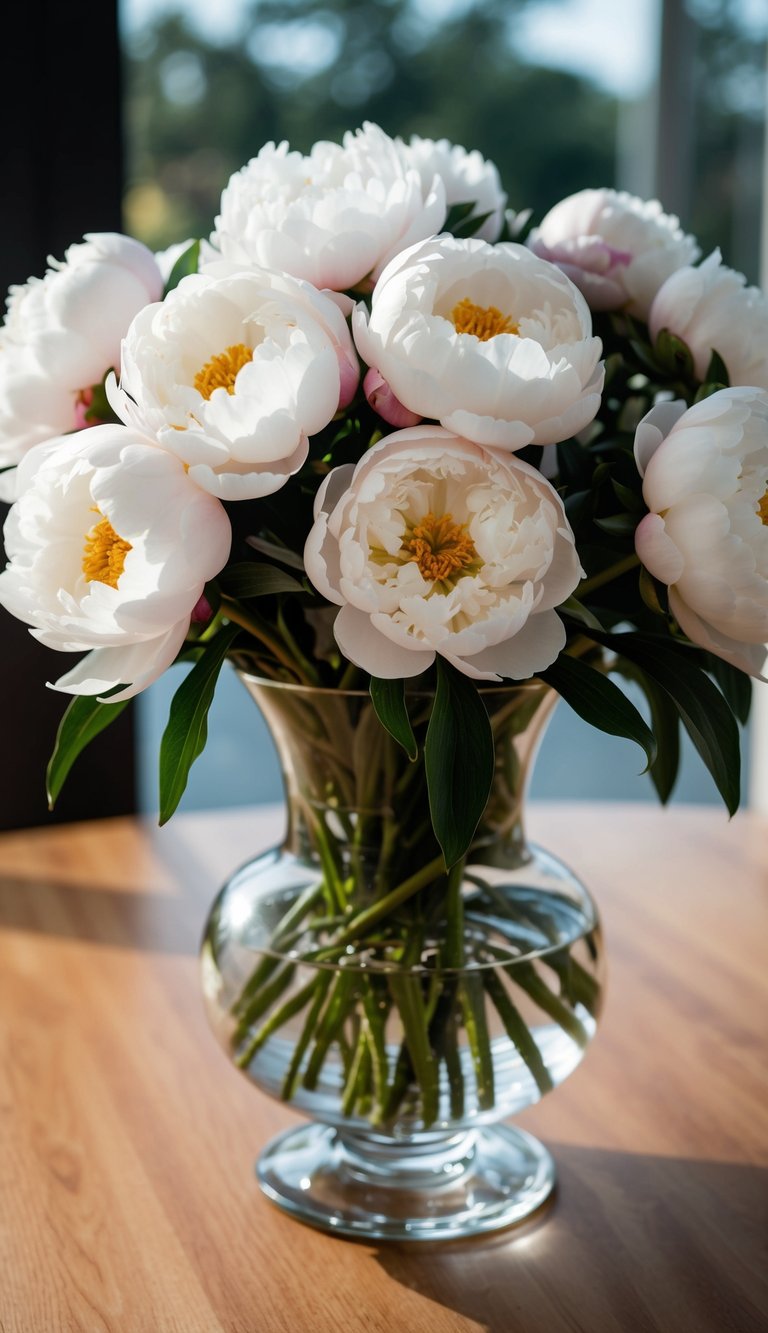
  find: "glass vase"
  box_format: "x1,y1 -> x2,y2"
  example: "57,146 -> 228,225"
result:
201,675 -> 604,1242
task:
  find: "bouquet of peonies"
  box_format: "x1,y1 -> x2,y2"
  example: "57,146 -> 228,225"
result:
0,123 -> 765,1126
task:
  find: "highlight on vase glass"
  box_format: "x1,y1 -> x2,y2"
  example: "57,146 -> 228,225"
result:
0,119 -> 764,1239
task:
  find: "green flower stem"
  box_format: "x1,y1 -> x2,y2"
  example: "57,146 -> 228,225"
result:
430,982 -> 465,1120
577,553 -> 640,599
233,970 -> 328,1070
443,860 -> 466,970
341,1027 -> 373,1117
508,959 -> 590,1048
388,973 -> 439,1127
280,972 -> 334,1099
276,603 -> 322,687
302,969 -> 358,1091
330,853 -> 446,950
232,963 -> 296,1047
360,979 -> 391,1124
544,950 -> 601,1015
483,970 -> 554,1097
460,974 -> 495,1110
221,598 -> 312,682
230,953 -> 282,1017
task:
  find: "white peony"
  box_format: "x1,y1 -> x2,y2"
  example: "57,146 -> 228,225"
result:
304,425 -> 582,681
0,234 -> 164,479
396,134 -> 506,242
209,122 -> 446,292
109,268 -> 359,501
0,425 -> 231,700
648,250 -> 768,388
528,188 -> 699,316
352,235 -> 603,450
634,389 -> 768,678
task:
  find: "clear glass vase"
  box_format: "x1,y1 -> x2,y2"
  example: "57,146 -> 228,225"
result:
201,675 -> 604,1241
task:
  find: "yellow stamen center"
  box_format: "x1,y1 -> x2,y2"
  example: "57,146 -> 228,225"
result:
405,512 -> 479,583
194,343 -> 253,399
758,490 -> 768,525
82,514 -> 132,589
450,298 -> 519,341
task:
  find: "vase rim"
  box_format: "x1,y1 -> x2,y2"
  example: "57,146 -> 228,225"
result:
237,669 -> 548,700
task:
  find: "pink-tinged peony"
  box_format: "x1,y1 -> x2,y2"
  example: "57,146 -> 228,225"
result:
304,426 -> 582,681
649,250 -> 768,389
109,267 -> 359,501
353,235 -> 603,450
363,368 -> 422,428
208,122 -> 446,292
0,425 -> 231,701
528,188 -> 699,316
0,234 -> 164,483
396,135 -> 506,242
634,390 -> 768,678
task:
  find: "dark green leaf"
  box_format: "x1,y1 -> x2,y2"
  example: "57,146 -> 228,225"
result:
218,561 -> 304,599
443,200 -> 477,228
47,693 -> 130,808
425,659 -> 495,868
704,653 -> 752,726
538,653 -> 656,772
631,670 -> 680,803
654,327 -> 694,378
558,595 -> 605,633
704,348 -> 730,388
611,479 -> 646,514
162,239 -> 200,295
597,634 -> 741,815
370,677 -> 418,762
84,376 -> 120,425
638,566 -> 668,617
245,535 -> 305,570
158,622 -> 240,824
594,513 -> 639,537
452,209 -> 494,239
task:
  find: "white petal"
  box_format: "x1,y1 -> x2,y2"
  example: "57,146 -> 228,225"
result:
333,604 -> 434,678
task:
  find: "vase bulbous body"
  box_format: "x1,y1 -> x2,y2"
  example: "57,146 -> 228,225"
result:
201,675 -> 604,1241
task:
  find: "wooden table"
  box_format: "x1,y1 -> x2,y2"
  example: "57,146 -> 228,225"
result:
0,804 -> 766,1333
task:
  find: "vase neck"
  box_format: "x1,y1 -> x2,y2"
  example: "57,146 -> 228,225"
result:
238,675 -> 555,875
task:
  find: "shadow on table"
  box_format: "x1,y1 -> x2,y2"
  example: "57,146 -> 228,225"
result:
372,1144 -> 768,1333
0,873 -> 200,953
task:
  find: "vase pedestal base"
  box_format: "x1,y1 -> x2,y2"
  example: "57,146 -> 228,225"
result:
256,1122 -> 555,1242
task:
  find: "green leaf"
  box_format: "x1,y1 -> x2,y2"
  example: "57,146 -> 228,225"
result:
158,622 -> 240,824
597,634 -> 742,815
245,535 -> 305,571
452,209 -> 494,239
425,659 -> 495,868
538,653 -> 657,772
369,677 -> 418,762
622,668 -> 680,803
218,561 -> 304,599
443,200 -> 477,229
162,239 -> 200,295
654,327 -> 694,378
704,348 -> 730,388
558,595 -> 605,633
47,693 -> 130,808
594,512 -> 639,538
638,566 -> 668,617
611,479 -> 646,514
84,376 -> 120,425
703,653 -> 752,726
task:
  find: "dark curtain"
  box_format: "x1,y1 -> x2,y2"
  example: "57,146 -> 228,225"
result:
0,2 -> 136,828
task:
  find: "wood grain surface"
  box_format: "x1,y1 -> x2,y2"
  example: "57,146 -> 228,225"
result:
0,804 -> 765,1333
